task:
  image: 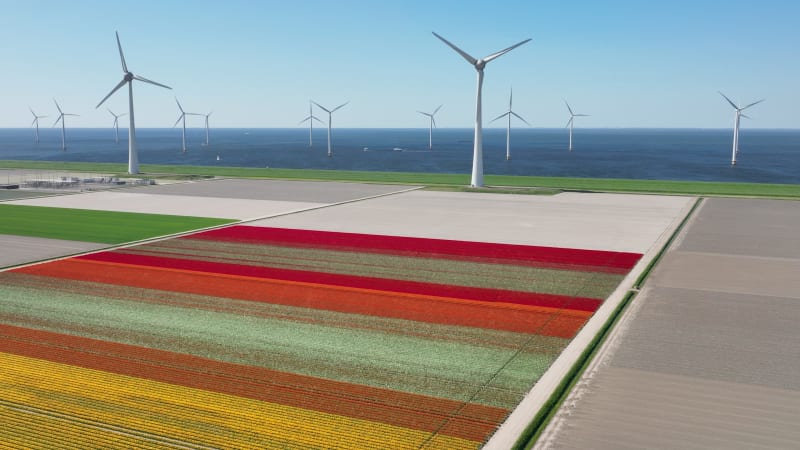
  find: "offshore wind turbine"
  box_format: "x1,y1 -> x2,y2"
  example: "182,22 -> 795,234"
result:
311,101 -> 348,157
433,32 -> 531,187
564,100 -> 589,152
299,101 -> 323,147
107,109 -> 126,144
202,111 -> 213,146
29,107 -> 46,144
97,31 -> 171,174
490,88 -> 529,160
174,98 -> 201,153
719,92 -> 764,165
52,99 -> 78,151
417,104 -> 442,150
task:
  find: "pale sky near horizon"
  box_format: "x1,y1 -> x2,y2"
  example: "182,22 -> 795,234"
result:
1,0 -> 797,129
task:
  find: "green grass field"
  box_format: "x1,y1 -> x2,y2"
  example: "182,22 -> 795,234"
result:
3,160 -> 800,198
0,204 -> 235,244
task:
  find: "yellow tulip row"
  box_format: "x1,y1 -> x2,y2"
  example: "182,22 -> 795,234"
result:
0,352 -> 480,450
0,401 -> 173,449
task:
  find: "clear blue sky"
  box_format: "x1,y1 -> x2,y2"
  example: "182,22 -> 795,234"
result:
1,0 -> 797,129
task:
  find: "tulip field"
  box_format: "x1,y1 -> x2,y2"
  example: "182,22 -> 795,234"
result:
0,224 -> 641,448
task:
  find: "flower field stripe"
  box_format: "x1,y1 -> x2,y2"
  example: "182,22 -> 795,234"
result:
0,401 -> 193,449
190,225 -> 642,272
76,251 -> 604,311
0,282 -> 561,406
0,272 -> 568,351
0,351 -> 481,449
0,323 -> 508,442
120,238 -> 627,298
12,259 -> 591,337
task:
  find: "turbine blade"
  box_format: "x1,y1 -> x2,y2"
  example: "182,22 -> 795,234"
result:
482,38 -> 532,63
511,111 -> 531,126
96,78 -> 127,108
53,99 -> 63,114
331,101 -> 349,113
508,88 -> 513,109
116,31 -> 128,73
432,117 -> 437,128
52,115 -> 63,127
564,100 -> 574,115
433,104 -> 443,115
432,32 -> 478,65
175,98 -> 184,112
565,117 -> 573,128
742,99 -> 765,110
718,91 -> 739,109
418,111 -> 432,117
173,115 -> 183,128
576,114 -> 590,117
741,114 -> 752,120
133,75 -> 172,90
311,101 -> 330,113
29,107 -> 35,117
299,116 -> 311,124
490,112 -> 509,123
31,117 -> 37,127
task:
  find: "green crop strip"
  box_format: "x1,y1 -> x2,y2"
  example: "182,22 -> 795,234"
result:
3,160 -> 800,198
0,204 -> 235,244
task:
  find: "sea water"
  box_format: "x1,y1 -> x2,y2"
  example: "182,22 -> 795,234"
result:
1,128 -> 798,184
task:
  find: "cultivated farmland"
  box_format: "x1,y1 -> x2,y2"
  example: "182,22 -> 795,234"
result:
0,225 -> 641,448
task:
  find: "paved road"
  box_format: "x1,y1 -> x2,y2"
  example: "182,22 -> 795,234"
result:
537,197 -> 800,450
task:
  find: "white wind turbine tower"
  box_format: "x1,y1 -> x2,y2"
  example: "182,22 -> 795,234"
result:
433,32 -> 531,187
174,98 -> 201,153
719,92 -> 764,165
417,104 -> 442,150
311,101 -> 348,157
564,100 -> 589,152
490,88 -> 529,160
29,107 -> 46,144
202,112 -> 213,146
107,109 -> 127,144
97,31 -> 171,174
52,99 -> 78,151
299,101 -> 323,147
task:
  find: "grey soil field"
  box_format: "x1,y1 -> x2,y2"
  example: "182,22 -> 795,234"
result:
9,179 -> 420,220
251,190 -> 693,253
124,178 -> 419,203
0,235 -> 106,268
537,197 -> 800,450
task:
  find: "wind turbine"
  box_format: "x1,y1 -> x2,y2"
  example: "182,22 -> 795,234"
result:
311,101 -> 348,157
202,111 -> 213,146
433,32 -> 531,187
299,101 -> 323,147
564,100 -> 589,152
719,92 -> 764,165
490,88 -> 529,160
173,98 -> 201,153
29,107 -> 46,144
52,99 -> 78,151
417,104 -> 442,150
107,109 -> 127,144
97,31 -> 171,174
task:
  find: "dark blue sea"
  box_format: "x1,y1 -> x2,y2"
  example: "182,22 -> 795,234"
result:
1,128 -> 799,184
